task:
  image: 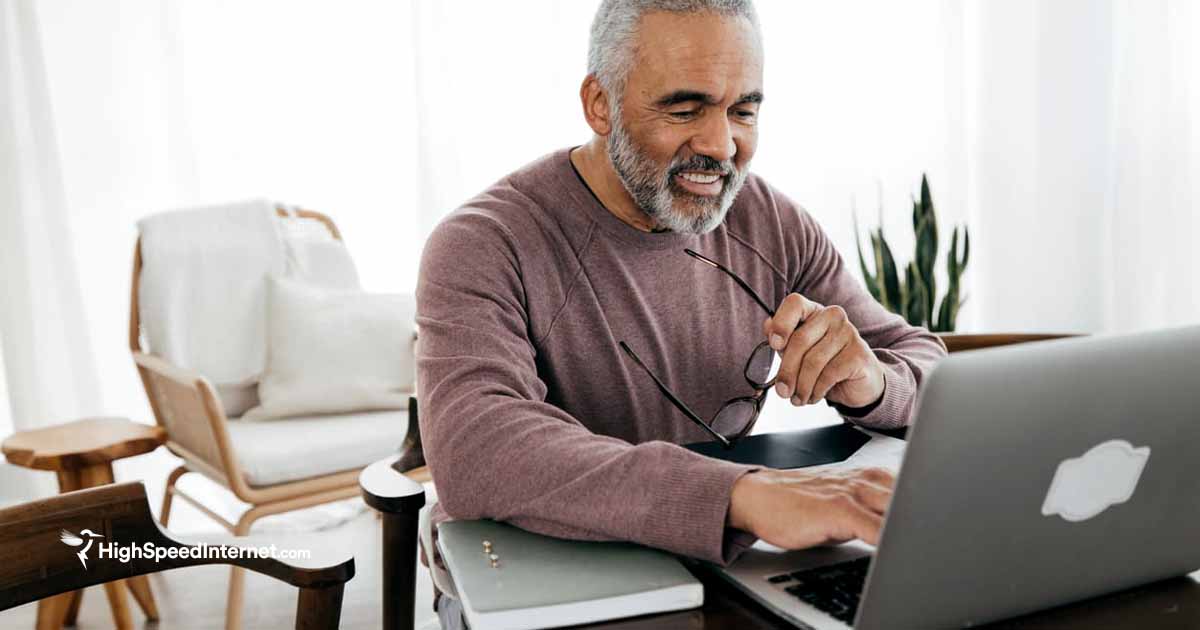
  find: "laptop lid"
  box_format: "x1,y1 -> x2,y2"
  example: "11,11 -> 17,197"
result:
856,325 -> 1200,630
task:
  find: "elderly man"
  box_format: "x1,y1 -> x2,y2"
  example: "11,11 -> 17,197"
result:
417,0 -> 945,622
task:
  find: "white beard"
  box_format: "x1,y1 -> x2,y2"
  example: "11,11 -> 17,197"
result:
606,114 -> 750,235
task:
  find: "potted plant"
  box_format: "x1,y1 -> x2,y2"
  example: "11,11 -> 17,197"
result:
854,174 -> 969,333
854,176 -> 1077,353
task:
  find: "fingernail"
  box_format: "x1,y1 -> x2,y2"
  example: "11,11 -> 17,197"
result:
791,395 -> 805,406
769,334 -> 784,350
776,382 -> 792,399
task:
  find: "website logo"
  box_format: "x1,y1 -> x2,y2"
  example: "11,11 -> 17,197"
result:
60,529 -> 104,570
57,528 -> 312,571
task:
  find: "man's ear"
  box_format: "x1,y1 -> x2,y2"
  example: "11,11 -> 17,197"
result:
579,74 -> 613,136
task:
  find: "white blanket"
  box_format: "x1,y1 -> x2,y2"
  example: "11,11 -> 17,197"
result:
138,200 -> 363,416
138,199 -> 285,402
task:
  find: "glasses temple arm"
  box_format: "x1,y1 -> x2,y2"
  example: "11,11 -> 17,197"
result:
618,342 -> 732,448
684,249 -> 775,317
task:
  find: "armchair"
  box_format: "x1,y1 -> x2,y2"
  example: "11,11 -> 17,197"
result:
129,207 -> 428,629
0,482 -> 354,629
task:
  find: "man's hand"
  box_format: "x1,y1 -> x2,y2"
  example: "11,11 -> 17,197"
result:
728,467 -> 895,548
764,293 -> 885,409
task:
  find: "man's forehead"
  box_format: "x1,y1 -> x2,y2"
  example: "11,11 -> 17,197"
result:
630,11 -> 763,102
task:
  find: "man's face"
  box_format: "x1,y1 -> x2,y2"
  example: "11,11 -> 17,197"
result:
607,11 -> 763,234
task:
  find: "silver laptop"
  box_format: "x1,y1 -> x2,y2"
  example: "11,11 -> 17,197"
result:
714,325 -> 1200,629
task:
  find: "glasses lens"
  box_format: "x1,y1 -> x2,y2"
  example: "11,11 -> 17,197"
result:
712,400 -> 758,437
745,342 -> 781,387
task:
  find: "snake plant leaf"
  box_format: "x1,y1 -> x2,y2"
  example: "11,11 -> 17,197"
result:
961,226 -> 971,272
935,288 -> 953,332
878,229 -> 902,314
869,231 -> 890,311
853,174 -> 969,331
853,208 -> 880,301
915,216 -> 936,320
905,261 -> 928,326
946,227 -> 959,280
920,174 -> 933,223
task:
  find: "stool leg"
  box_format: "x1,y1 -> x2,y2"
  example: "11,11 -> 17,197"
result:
127,575 -> 160,620
52,469 -> 85,627
76,463 -> 115,488
102,581 -> 134,630
74,463 -> 159,623
35,592 -> 72,630
62,589 -> 84,625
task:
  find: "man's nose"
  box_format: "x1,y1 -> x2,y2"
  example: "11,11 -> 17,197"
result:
690,112 -> 736,164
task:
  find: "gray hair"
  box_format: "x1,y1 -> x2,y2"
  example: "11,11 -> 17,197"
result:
587,0 -> 760,111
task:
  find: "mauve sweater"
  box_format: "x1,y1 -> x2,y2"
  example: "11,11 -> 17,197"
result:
416,147 -> 946,566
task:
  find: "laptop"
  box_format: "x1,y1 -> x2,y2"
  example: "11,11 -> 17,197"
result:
711,325 -> 1200,629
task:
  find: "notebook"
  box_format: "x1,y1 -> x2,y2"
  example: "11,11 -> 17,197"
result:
684,423 -> 871,469
437,519 -> 703,630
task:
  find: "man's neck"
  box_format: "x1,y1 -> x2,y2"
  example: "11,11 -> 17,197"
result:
569,140 -> 663,233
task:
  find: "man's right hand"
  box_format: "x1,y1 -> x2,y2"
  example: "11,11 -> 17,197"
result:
727,466 -> 895,548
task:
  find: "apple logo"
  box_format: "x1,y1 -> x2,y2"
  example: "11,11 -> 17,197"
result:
1041,439 -> 1151,522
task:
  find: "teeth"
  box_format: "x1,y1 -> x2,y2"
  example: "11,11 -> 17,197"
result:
680,172 -> 721,184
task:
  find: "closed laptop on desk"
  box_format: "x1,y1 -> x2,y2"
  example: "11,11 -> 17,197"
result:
438,519 -> 703,630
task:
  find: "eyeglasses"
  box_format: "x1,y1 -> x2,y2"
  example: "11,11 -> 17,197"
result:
619,249 -> 781,449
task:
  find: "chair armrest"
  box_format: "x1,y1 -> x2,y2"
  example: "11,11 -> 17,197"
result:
131,350 -> 205,386
361,455 -> 426,630
176,531 -> 356,590
131,351 -> 246,490
0,482 -> 354,628
361,455 -> 426,514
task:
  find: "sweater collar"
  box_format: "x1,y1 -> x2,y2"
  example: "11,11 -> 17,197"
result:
558,146 -> 699,251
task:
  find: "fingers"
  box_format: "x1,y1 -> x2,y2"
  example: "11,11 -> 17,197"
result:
809,345 -> 859,404
773,305 -> 850,402
763,293 -> 823,350
744,468 -> 896,551
858,466 -> 897,490
849,478 -> 892,514
837,497 -> 885,546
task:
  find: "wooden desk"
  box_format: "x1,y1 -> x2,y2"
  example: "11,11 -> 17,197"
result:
576,565 -> 1200,629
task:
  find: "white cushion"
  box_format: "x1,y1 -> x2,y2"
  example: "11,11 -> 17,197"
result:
225,409 -> 409,486
242,275 -> 416,421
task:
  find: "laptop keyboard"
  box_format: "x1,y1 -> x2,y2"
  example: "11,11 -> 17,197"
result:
767,556 -> 871,625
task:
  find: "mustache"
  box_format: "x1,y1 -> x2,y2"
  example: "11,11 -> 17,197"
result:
668,154 -> 735,178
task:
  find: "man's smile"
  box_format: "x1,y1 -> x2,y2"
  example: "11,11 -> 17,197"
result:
674,170 -> 726,196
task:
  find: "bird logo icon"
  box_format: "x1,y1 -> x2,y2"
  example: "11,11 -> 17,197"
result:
60,529 -> 104,570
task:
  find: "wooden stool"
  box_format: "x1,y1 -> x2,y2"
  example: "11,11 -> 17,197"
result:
2,417 -> 166,630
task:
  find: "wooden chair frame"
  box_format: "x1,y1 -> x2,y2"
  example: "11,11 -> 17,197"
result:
129,208 -> 427,629
0,482 -> 354,629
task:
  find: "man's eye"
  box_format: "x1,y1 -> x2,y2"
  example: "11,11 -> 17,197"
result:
734,109 -> 757,119
668,110 -> 699,119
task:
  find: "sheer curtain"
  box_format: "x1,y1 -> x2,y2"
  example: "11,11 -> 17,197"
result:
948,0 -> 1199,334
4,0 -> 1198,458
0,0 -> 102,499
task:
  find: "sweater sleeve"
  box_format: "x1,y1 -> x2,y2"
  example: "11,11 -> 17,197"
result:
417,210 -> 757,565
790,207 -> 948,430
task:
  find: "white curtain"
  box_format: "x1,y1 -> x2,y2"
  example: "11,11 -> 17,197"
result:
3,0 -> 1198,447
948,0 -> 1199,334
0,0 -> 102,498
1104,0 -> 1199,332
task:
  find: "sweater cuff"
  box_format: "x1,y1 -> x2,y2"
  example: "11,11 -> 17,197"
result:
834,350 -> 916,430
643,444 -> 759,565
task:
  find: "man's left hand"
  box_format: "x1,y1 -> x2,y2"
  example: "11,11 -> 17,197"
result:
764,293 -> 886,408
